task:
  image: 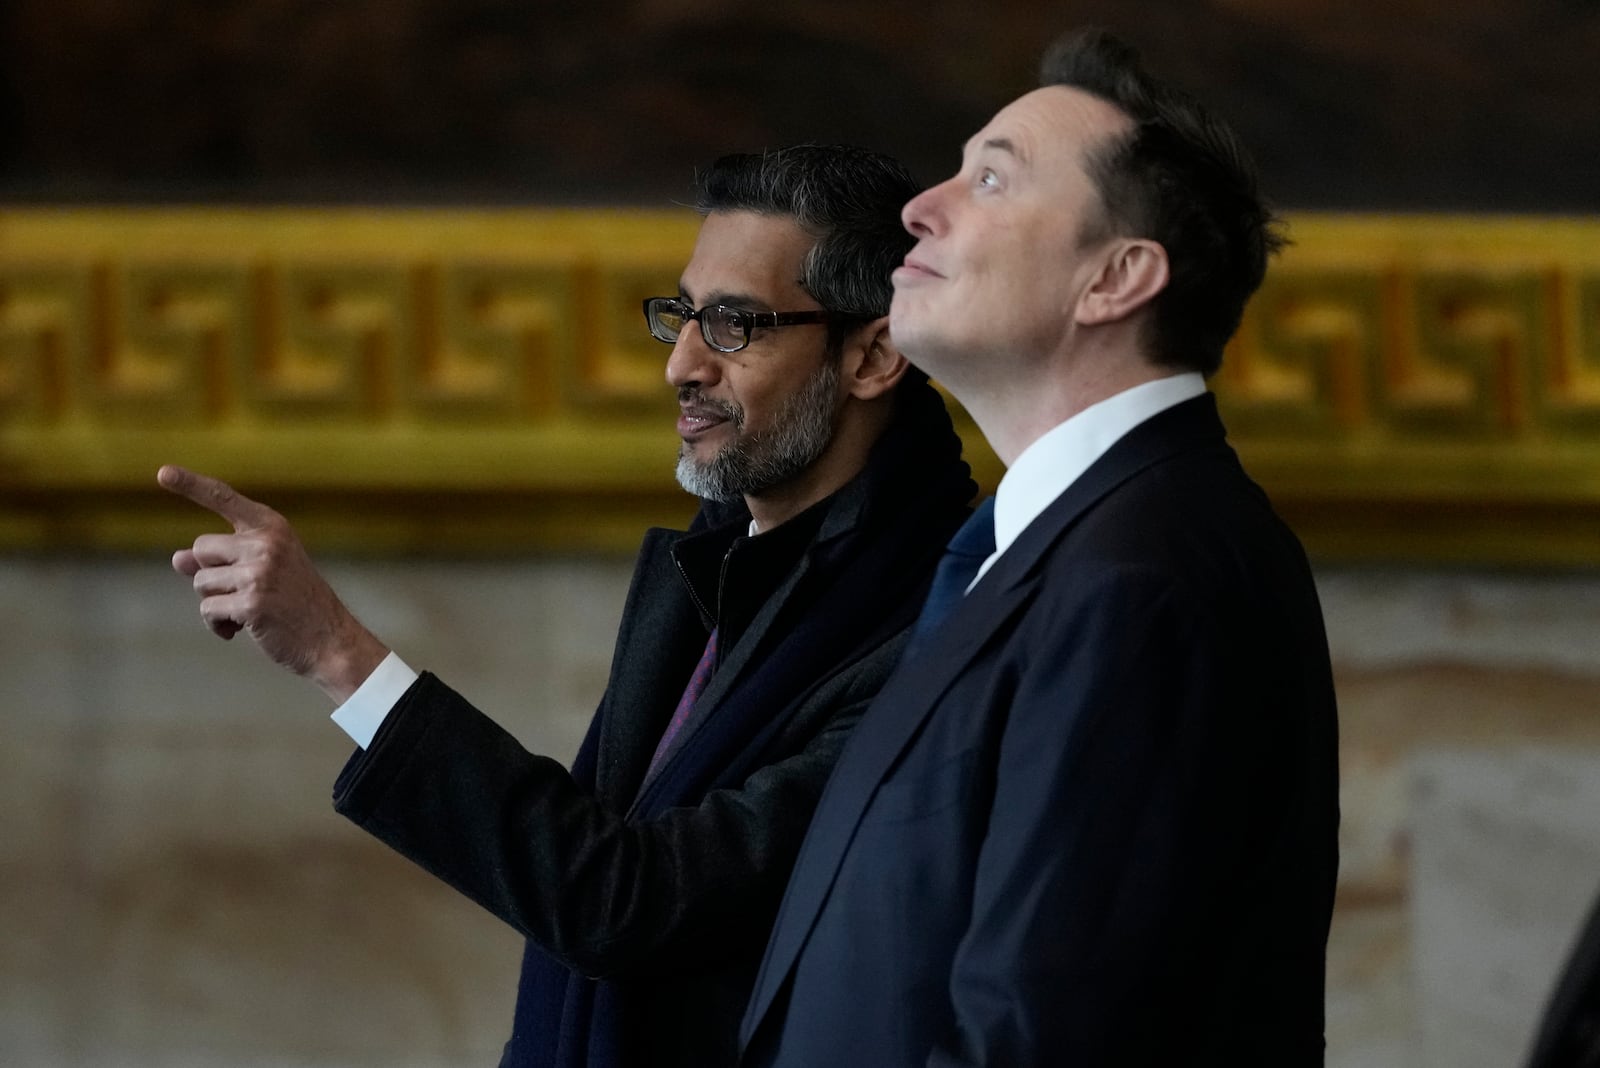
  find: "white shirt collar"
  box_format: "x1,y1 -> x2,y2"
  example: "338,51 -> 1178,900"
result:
973,372 -> 1207,585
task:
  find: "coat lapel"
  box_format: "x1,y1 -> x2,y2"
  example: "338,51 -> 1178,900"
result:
742,394 -> 1231,1041
596,528 -> 707,805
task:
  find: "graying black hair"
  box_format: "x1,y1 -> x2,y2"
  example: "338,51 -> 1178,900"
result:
694,144 -> 923,356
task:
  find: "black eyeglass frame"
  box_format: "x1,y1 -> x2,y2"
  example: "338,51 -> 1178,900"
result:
642,296 -> 862,353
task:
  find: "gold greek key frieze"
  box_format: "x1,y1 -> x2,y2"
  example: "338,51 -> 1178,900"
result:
1543,271 -> 1600,432
1221,265 -> 1600,440
1,258 -> 670,426
1218,270 -> 1382,436
0,265 -> 91,427
3,208 -> 1600,562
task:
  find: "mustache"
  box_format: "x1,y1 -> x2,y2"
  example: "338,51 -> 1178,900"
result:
678,387 -> 744,429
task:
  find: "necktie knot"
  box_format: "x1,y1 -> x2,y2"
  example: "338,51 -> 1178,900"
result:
946,496 -> 997,559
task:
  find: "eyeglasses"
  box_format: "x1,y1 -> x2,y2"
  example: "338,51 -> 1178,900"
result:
642,296 -> 843,354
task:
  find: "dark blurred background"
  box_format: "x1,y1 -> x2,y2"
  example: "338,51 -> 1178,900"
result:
1,0 -> 1596,209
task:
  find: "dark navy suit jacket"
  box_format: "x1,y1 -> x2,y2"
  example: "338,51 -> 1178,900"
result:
1528,888 -> 1600,1068
740,394 -> 1340,1067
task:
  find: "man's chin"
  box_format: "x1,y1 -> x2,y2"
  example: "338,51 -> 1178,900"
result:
889,319 -> 956,376
675,447 -> 739,503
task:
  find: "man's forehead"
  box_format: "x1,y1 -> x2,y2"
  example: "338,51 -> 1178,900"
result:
964,86 -> 1133,164
682,210 -> 814,304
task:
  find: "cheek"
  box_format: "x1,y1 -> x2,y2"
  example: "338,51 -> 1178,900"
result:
726,367 -> 792,431
990,226 -> 1075,303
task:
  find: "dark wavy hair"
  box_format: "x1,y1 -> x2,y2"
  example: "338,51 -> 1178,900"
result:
694,144 -> 925,365
1042,29 -> 1286,375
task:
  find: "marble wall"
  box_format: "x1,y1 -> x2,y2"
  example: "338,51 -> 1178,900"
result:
4,554 -> 1599,1065
3,555 -> 628,1066
1322,572 -> 1600,1067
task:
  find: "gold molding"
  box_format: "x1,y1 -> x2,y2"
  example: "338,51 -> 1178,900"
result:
3,208 -> 1599,563
1214,215 -> 1600,564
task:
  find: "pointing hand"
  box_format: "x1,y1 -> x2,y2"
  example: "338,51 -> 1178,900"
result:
158,465 -> 388,704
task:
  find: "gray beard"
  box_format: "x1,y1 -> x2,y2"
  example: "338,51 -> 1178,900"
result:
675,359 -> 841,504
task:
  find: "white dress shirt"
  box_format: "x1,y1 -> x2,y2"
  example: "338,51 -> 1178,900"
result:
970,372 -> 1206,588
330,649 -> 418,748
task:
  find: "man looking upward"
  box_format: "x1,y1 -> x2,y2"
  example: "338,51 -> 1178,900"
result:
741,32 -> 1340,1068
161,145 -> 976,1068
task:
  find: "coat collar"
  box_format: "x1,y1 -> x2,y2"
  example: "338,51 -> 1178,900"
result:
671,501 -> 828,639
983,392 -> 1227,597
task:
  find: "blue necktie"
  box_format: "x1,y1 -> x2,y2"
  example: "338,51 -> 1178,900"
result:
906,496 -> 996,658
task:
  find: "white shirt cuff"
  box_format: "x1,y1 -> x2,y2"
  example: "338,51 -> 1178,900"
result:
329,651 -> 419,749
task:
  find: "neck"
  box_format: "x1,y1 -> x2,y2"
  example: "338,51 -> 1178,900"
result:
743,396 -> 891,532
959,341 -> 1169,467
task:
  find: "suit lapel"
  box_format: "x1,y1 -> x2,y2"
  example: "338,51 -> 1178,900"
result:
742,566 -> 1041,1038
743,394 -> 1231,1039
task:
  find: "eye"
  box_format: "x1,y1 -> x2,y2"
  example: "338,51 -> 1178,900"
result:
976,167 -> 1001,190
706,305 -> 753,350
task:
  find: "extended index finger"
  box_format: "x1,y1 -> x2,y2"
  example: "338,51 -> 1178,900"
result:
157,465 -> 276,531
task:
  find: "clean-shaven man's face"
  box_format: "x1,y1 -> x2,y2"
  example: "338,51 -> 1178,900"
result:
890,85 -> 1133,386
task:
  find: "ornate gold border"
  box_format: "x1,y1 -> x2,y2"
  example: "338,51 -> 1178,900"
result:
1216,215 -> 1600,564
3,209 -> 1598,562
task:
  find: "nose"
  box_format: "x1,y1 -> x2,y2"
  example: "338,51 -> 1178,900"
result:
901,179 -> 950,239
664,325 -> 721,390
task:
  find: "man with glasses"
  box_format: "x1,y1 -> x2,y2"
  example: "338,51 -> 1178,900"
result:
158,145 -> 976,1068
739,31 -> 1339,1067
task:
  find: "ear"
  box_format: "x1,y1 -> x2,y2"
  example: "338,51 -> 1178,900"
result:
840,316 -> 909,401
1075,239 -> 1169,326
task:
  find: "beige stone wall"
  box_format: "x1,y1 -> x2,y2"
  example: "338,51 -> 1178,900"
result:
1321,572 -> 1600,1068
4,555 -> 1599,1065
2,555 -> 632,1066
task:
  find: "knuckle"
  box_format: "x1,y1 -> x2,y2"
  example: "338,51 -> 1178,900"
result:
256,540 -> 281,568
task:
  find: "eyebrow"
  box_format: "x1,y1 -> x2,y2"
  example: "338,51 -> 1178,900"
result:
959,132 -> 1029,174
677,285 -> 775,312
979,136 -> 1025,162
